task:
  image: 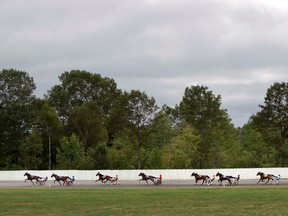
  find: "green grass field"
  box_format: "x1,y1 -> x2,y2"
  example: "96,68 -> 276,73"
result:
0,187 -> 287,215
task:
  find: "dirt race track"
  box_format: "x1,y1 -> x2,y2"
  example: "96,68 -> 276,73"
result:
1,179 -> 288,188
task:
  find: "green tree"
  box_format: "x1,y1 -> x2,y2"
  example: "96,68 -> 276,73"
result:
47,70 -> 120,122
179,85 -> 230,168
252,82 -> 288,166
146,111 -> 175,149
108,133 -> 136,169
145,147 -> 165,169
69,101 -> 107,152
20,128 -> 43,170
56,134 -> 84,169
94,143 -> 110,169
127,90 -> 159,169
107,92 -> 132,142
37,101 -> 63,169
209,114 -> 239,168
0,69 -> 36,169
162,126 -> 200,168
237,123 -> 274,167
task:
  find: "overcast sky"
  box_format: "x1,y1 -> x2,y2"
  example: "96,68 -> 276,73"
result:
1,0 -> 288,127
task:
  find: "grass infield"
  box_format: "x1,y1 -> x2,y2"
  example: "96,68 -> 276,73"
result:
0,187 -> 287,215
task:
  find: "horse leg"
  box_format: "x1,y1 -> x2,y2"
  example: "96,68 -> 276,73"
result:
227,179 -> 232,185
30,180 -> 34,185
201,179 -> 205,185
265,178 -> 270,184
257,179 -> 261,184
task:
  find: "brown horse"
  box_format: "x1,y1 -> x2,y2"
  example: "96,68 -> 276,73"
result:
191,172 -> 210,185
24,172 -> 47,185
138,172 -> 156,184
95,172 -> 113,183
51,173 -> 72,185
216,172 -> 232,185
256,172 -> 273,184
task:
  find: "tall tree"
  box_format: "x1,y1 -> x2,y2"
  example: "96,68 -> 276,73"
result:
20,128 -> 43,170
179,85 -> 232,168
46,70 -> 120,123
0,69 -> 36,169
69,101 -> 107,151
146,110 -> 175,149
37,101 -> 63,169
252,82 -> 288,166
56,134 -> 84,169
108,133 -> 137,169
237,123 -> 273,167
162,126 -> 200,168
127,90 -> 159,169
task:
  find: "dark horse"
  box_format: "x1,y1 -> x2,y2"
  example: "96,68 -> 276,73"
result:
191,172 -> 210,185
138,172 -> 156,184
51,173 -> 73,185
95,172 -> 112,183
256,172 -> 273,184
216,172 -> 232,185
24,172 -> 47,185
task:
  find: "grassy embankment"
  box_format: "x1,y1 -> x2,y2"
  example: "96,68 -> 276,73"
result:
0,187 -> 287,215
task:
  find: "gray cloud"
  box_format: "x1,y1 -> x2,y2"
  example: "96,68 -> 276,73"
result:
1,0 -> 288,127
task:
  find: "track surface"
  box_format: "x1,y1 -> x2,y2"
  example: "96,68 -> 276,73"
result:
1,179 -> 288,188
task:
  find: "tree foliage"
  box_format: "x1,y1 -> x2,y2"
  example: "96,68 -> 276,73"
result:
179,85 -> 236,168
0,69 -> 36,169
1,68 -> 285,170
20,128 -> 43,170
252,82 -> 288,166
56,134 -> 84,169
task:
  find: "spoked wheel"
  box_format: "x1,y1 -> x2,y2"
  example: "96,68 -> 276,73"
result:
206,179 -> 211,186
272,180 -> 278,185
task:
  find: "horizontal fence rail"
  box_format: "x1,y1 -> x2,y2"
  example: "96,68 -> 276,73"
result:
0,168 -> 287,181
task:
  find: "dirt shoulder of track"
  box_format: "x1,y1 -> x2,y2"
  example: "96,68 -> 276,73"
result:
1,179 -> 288,188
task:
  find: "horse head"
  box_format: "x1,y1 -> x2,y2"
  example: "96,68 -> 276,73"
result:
257,172 -> 263,176
216,172 -> 223,177
24,172 -> 29,176
96,172 -> 101,176
138,172 -> 144,177
51,173 -> 56,178
191,172 -> 197,177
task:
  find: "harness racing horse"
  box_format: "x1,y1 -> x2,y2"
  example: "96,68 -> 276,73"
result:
216,172 -> 232,185
95,172 -> 113,183
24,172 -> 47,185
256,172 -> 274,184
191,172 -> 210,185
51,173 -> 73,185
138,172 -> 156,184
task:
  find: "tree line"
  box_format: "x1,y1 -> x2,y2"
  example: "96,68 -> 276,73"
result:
0,68 -> 287,170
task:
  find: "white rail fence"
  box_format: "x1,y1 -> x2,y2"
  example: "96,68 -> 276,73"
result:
0,168 -> 287,181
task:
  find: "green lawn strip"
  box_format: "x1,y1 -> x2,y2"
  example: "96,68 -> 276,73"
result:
0,187 -> 287,215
